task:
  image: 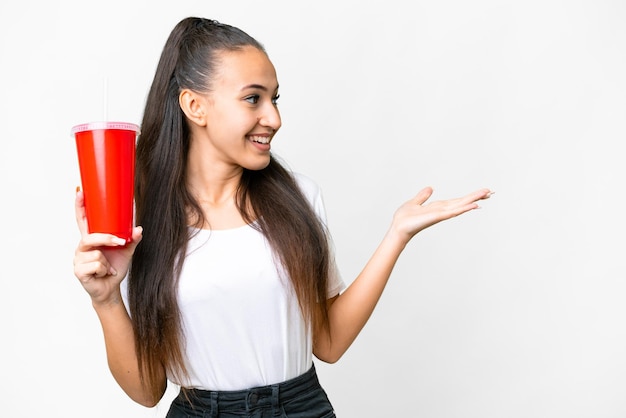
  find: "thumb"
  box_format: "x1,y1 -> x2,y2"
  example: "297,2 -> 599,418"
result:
124,226 -> 144,253
411,186 -> 434,205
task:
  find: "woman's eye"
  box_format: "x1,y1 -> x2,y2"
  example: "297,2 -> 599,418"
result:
244,94 -> 279,105
245,95 -> 260,104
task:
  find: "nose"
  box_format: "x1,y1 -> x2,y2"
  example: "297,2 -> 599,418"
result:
258,104 -> 281,131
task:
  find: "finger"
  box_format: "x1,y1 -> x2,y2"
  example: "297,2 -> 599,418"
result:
126,226 -> 144,250
75,187 -> 89,236
74,259 -> 115,282
73,247 -> 116,274
77,233 -> 128,252
460,188 -> 493,205
449,190 -> 493,215
482,190 -> 495,200
410,186 -> 434,205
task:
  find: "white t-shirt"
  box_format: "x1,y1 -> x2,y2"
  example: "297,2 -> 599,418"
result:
122,173 -> 345,391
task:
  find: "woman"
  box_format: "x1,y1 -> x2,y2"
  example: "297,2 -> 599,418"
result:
73,17 -> 492,417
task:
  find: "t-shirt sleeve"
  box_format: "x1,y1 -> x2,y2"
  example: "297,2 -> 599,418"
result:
293,172 -> 346,298
119,273 -> 131,315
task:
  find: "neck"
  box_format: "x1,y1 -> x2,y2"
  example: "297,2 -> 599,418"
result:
187,169 -> 241,206
186,138 -> 244,205
185,154 -> 249,230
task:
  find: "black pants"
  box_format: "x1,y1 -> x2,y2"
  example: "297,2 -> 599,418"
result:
166,365 -> 336,418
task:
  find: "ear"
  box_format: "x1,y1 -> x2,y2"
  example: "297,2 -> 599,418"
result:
179,89 -> 208,127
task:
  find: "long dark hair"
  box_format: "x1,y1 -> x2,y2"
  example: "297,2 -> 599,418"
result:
129,17 -> 331,400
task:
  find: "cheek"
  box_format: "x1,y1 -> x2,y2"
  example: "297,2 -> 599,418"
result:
219,107 -> 256,132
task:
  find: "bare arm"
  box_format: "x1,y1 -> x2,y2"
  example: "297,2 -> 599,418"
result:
313,187 -> 493,363
92,295 -> 166,407
73,190 -> 166,406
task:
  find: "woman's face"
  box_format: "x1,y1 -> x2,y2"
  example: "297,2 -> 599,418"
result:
196,46 -> 281,171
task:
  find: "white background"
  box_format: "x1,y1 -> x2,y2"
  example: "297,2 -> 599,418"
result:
1,1 -> 625,417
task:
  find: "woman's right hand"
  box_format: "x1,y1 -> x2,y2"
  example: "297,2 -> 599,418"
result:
73,189 -> 143,306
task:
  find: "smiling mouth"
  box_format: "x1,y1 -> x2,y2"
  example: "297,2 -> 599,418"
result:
249,135 -> 270,144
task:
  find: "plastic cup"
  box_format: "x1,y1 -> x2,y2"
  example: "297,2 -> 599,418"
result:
72,121 -> 140,243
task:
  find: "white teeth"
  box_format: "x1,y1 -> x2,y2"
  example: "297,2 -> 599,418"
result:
250,135 -> 270,144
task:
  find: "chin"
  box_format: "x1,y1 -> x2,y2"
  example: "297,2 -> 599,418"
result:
244,157 -> 271,171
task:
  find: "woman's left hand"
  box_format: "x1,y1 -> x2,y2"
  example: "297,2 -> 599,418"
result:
389,187 -> 493,245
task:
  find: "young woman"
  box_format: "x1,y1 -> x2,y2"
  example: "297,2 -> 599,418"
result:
73,17 -> 492,418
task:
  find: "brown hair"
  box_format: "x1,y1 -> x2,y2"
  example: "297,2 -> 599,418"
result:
129,17 -> 331,400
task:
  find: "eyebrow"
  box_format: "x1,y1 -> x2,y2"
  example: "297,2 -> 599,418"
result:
241,83 -> 279,92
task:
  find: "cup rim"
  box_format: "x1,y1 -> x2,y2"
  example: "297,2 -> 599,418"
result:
71,121 -> 141,135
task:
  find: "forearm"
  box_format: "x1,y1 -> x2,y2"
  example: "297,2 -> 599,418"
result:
313,186 -> 492,362
315,229 -> 408,362
93,297 -> 165,407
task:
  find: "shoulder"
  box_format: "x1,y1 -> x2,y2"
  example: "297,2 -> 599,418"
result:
291,171 -> 322,204
290,171 -> 331,222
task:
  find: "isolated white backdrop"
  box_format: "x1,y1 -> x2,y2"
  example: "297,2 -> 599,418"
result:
1,1 -> 625,417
